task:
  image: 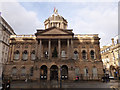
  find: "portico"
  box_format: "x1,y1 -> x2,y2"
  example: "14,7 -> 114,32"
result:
37,39 -> 73,60
35,27 -> 74,61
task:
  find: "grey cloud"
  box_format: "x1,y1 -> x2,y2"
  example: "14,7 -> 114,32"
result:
0,1 -> 42,34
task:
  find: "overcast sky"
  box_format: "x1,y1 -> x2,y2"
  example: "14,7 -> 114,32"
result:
0,0 -> 118,47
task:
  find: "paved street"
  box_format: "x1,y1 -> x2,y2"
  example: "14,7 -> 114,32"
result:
10,80 -> 120,89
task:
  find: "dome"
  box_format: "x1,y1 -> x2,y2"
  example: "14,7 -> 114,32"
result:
44,9 -> 68,29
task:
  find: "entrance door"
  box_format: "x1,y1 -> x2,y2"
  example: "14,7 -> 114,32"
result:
40,65 -> 47,80
50,65 -> 58,80
61,65 -> 68,80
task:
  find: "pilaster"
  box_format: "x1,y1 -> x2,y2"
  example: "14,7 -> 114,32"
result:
48,39 -> 51,59
67,39 -> 70,59
58,39 -> 61,59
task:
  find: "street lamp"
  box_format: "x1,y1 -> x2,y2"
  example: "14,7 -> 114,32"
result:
60,66 -> 62,88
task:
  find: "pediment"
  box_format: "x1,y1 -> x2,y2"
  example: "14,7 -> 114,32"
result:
42,28 -> 68,35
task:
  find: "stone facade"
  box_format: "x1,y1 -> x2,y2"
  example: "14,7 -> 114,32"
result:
101,35 -> 120,78
4,10 -> 103,81
0,16 -> 15,79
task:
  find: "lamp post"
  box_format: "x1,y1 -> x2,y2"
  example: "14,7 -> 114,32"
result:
60,66 -> 62,88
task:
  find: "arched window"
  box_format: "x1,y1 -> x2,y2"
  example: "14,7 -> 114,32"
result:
31,50 -> 35,60
14,50 -> 20,60
92,67 -> 97,77
22,50 -> 28,60
21,67 -> 26,76
74,51 -> 78,60
30,67 -> 34,76
75,67 -> 80,76
61,50 -> 66,58
82,50 -> 87,60
84,67 -> 88,76
90,50 -> 95,59
12,67 -> 17,76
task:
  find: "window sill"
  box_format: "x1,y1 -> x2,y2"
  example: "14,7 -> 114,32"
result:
22,59 -> 28,61
13,59 -> 19,61
31,59 -> 36,61
83,59 -> 88,61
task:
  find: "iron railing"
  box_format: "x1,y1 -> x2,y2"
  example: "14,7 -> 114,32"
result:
3,74 -> 104,81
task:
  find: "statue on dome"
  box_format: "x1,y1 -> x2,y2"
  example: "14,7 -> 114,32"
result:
53,7 -> 58,15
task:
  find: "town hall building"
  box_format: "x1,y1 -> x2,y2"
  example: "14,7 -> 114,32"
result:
3,9 -> 103,81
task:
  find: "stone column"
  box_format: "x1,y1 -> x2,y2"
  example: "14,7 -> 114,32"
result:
11,45 -> 15,61
28,44 -> 31,62
58,67 -> 61,81
47,68 -> 50,81
39,39 -> 42,59
35,41 -> 38,59
87,46 -> 89,60
48,39 -> 51,59
52,23 -> 53,27
8,46 -> 12,62
20,44 -> 23,61
11,45 -> 14,61
67,39 -> 70,59
95,49 -> 97,60
58,39 -> 61,59
71,39 -> 73,59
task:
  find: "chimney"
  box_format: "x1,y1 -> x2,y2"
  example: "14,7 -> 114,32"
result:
111,38 -> 114,46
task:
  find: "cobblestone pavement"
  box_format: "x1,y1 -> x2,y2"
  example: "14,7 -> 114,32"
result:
10,80 -> 120,89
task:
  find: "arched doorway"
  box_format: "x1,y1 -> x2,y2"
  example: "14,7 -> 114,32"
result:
74,51 -> 78,60
110,65 -> 116,77
40,65 -> 47,80
50,65 -> 58,80
61,65 -> 68,80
